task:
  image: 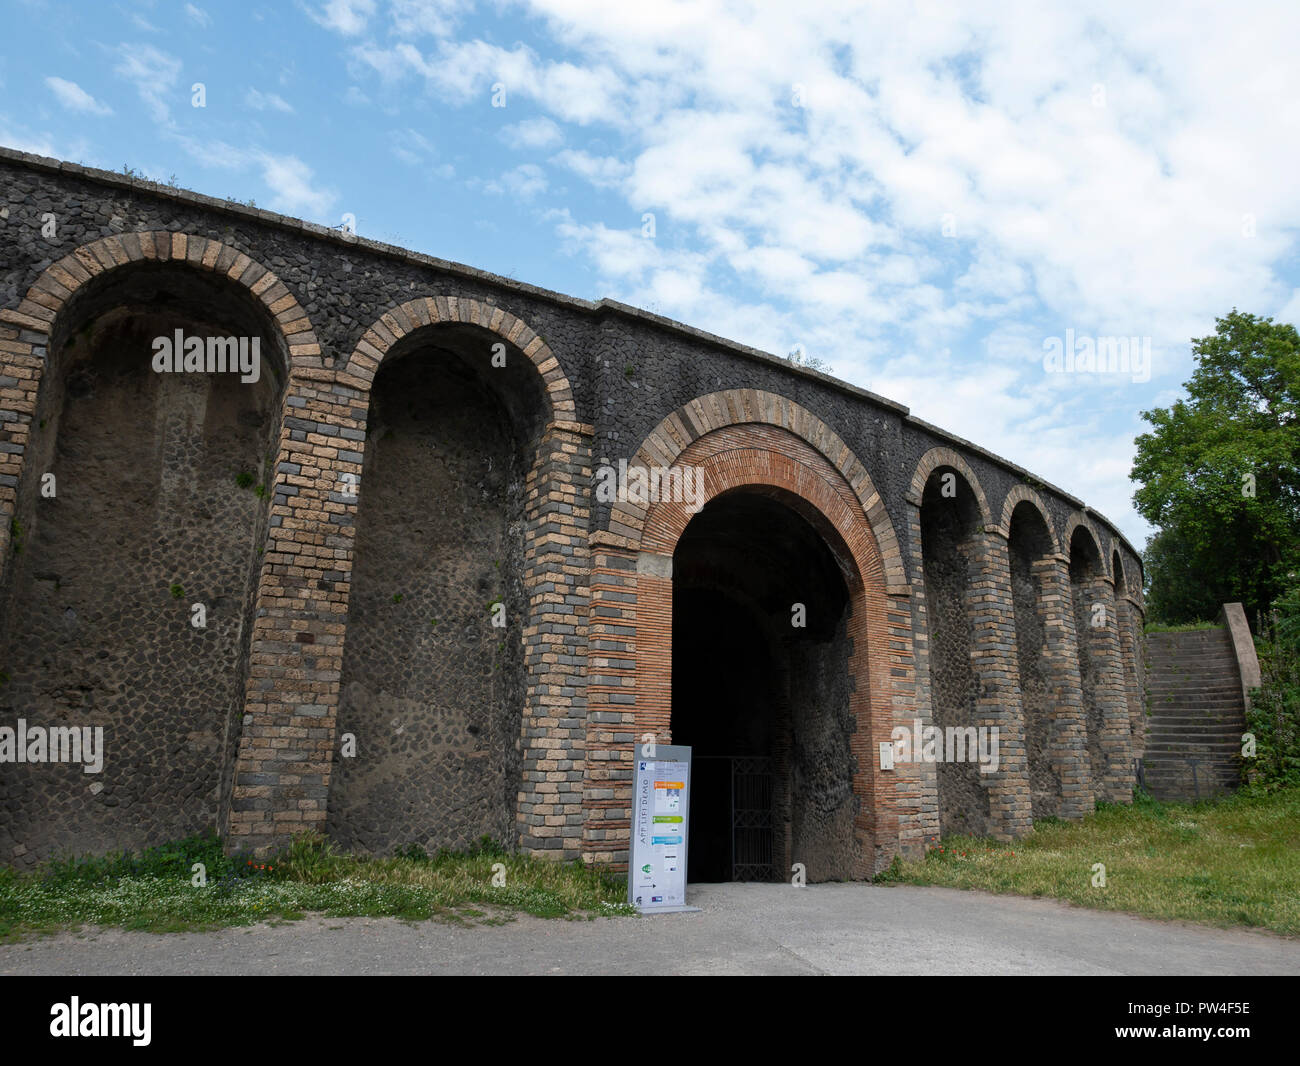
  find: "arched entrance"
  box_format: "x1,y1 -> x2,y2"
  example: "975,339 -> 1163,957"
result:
592,406 -> 906,880
672,489 -> 854,882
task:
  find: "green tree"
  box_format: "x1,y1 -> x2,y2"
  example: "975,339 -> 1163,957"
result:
1131,310 -> 1300,625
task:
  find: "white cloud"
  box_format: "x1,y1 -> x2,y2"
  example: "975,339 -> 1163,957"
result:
174,134 -> 338,219
257,152 -> 338,216
277,0 -> 1300,545
113,43 -> 181,124
388,0 -> 467,37
551,149 -> 628,188
185,4 -> 212,29
306,0 -> 377,36
486,163 -> 548,201
246,88 -> 295,113
1277,289 -> 1300,329
0,118 -> 89,162
390,128 -> 454,176
501,116 -> 563,150
351,37 -> 624,123
45,77 -> 113,116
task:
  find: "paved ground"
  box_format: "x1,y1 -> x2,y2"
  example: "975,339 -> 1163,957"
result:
2,883 -> 1297,975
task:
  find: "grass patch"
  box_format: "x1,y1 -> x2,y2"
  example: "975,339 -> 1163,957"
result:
874,789 -> 1300,935
1143,620 -> 1220,633
0,831 -> 635,943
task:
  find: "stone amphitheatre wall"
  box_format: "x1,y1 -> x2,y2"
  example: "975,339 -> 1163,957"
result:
0,148 -> 1145,874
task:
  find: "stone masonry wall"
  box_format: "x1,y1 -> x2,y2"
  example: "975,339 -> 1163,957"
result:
0,310 -> 277,865
325,348 -> 529,854
0,148 -> 1144,872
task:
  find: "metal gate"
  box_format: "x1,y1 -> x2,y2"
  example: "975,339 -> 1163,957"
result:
696,755 -> 779,882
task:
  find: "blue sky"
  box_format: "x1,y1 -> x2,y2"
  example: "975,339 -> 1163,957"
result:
4,0 -> 1300,549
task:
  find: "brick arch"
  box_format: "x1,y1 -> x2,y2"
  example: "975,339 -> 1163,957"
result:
641,441 -> 884,590
1111,548 -> 1129,592
1063,511 -> 1110,578
1112,551 -> 1144,604
908,446 -> 993,527
998,485 -> 1062,554
619,389 -> 906,594
1063,508 -> 1132,801
2,230 -> 321,370
337,296 -> 576,420
613,422 -> 901,877
0,230 -> 320,563
322,295 -> 588,858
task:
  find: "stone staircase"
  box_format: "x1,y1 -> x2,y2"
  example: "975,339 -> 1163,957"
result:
1141,627 -> 1246,801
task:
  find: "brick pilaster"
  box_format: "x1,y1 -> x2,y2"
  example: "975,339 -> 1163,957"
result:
1039,553 -> 1094,818
225,369 -> 362,849
964,530 -> 1031,839
0,334 -> 41,571
885,592 -> 928,859
1114,592 -> 1145,761
901,496 -> 941,851
581,538 -> 640,868
1081,574 -> 1135,801
516,421 -> 592,858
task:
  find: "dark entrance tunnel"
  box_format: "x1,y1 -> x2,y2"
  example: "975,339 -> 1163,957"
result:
671,489 -> 858,883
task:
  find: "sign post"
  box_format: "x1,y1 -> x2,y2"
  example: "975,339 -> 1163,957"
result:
627,742 -> 697,913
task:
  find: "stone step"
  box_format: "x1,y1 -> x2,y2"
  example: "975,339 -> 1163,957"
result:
1145,754 -> 1239,762
1147,673 -> 1237,680
1147,693 -> 1242,702
1143,766 -> 1239,777
1144,775 -> 1240,784
1148,708 -> 1244,716
1147,734 -> 1241,743
1144,762 -> 1239,771
1147,634 -> 1231,641
1144,778 -> 1240,790
1148,702 -> 1244,710
1149,733 -> 1242,743
1147,767 -> 1240,775
1142,624 -> 1245,799
1144,760 -> 1240,772
1147,682 -> 1240,692
1147,732 -> 1244,743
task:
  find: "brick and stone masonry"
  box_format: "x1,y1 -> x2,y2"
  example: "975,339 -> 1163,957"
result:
0,147 -> 1145,875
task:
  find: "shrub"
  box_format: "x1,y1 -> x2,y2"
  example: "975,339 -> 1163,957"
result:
1243,576 -> 1300,793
